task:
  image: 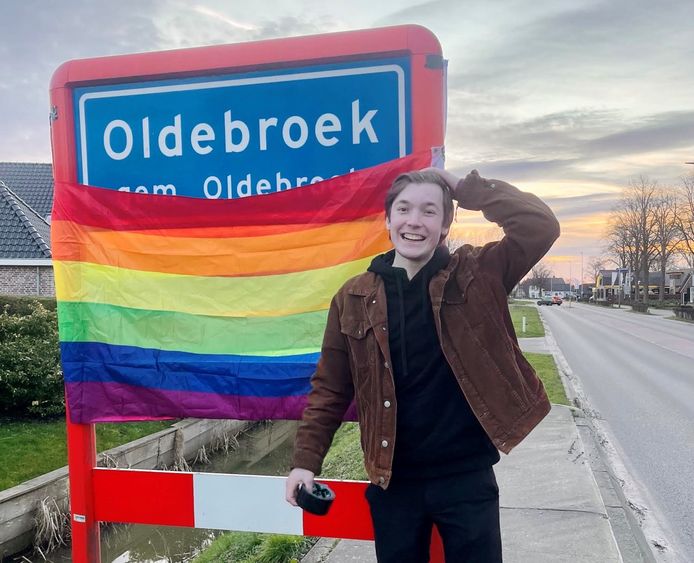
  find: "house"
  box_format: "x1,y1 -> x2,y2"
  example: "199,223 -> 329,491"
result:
515,277 -> 571,299
593,270 -> 625,302
667,269 -> 694,304
0,163 -> 54,297
542,277 -> 570,298
0,162 -> 53,221
594,268 -> 688,302
579,283 -> 595,301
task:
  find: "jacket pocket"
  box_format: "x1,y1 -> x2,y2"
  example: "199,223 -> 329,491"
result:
340,318 -> 376,372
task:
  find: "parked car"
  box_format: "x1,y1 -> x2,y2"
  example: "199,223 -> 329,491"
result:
537,295 -> 562,306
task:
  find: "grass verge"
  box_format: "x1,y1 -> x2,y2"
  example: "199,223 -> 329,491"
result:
193,531 -> 310,563
0,419 -> 173,490
524,352 -> 569,405
509,304 -> 545,337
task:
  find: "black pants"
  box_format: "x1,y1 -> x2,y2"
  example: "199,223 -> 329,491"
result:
365,467 -> 502,563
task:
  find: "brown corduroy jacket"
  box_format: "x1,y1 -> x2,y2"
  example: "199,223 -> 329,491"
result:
292,174 -> 560,488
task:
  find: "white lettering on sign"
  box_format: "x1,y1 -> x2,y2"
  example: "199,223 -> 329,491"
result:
142,117 -> 151,158
101,100 -> 379,161
282,116 -> 309,149
201,168 -> 354,199
224,111 -> 250,153
352,100 -> 378,144
315,113 -> 341,147
259,118 -> 278,151
191,123 -> 215,155
103,119 -> 133,160
158,114 -> 183,157
119,183 -> 176,195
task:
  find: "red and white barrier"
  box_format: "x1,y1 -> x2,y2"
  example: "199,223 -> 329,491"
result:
91,468 -> 444,560
92,469 -> 374,539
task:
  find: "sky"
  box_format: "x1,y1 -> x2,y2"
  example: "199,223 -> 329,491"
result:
2,0 -> 694,283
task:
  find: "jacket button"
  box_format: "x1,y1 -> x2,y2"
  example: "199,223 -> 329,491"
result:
384,361 -> 390,369
378,477 -> 385,484
384,400 -> 391,408
381,440 -> 389,448
372,299 -> 376,304
381,326 -> 387,332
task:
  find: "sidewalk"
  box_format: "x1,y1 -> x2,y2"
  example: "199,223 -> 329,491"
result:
302,337 -> 651,563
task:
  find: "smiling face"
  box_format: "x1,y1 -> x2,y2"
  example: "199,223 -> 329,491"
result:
386,181 -> 449,277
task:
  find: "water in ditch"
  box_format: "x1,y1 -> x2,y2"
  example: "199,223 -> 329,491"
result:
31,420 -> 298,563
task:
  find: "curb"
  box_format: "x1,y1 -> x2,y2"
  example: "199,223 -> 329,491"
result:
540,312 -> 657,563
301,538 -> 339,562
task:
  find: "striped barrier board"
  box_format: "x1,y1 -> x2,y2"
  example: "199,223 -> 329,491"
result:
93,469 -> 372,538
91,469 -> 444,559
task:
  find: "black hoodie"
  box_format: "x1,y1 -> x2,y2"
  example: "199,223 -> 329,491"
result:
367,247 -> 499,480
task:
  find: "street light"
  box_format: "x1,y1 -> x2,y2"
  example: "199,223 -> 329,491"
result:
580,251 -> 584,301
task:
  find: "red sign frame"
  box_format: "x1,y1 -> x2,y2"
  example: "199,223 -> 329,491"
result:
50,24 -> 445,562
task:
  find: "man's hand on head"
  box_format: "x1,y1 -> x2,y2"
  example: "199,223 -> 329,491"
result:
285,467 -> 315,506
461,169 -> 493,191
418,167 -> 499,203
419,167 -> 460,196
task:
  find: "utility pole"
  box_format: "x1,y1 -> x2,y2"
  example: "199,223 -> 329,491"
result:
580,251 -> 584,301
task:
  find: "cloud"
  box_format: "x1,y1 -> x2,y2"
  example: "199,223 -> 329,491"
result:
151,1 -> 342,48
373,0 -> 461,26
1,0 -> 167,160
442,106 -> 694,187
544,193 -> 619,219
191,6 -> 258,31
581,112 -> 694,158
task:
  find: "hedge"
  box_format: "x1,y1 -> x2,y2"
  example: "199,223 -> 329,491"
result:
0,297 -> 63,418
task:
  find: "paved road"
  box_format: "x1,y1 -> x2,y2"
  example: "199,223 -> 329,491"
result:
538,303 -> 694,563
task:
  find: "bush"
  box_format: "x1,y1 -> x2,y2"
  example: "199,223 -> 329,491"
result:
631,302 -> 649,313
0,301 -> 64,418
0,294 -> 57,315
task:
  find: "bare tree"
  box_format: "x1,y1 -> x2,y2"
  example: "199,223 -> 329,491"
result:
606,176 -> 659,303
675,174 -> 694,269
529,262 -> 553,294
651,188 -> 681,301
586,256 -> 608,284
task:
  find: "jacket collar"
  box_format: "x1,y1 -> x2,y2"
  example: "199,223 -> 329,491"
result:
348,247 -> 472,297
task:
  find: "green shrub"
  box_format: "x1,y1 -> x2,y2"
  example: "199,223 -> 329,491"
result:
0,301 -> 64,417
0,294 -> 57,315
193,532 -> 309,563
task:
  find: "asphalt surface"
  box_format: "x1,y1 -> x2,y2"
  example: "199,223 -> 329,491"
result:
538,303 -> 694,563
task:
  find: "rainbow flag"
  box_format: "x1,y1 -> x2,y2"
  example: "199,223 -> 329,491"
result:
52,151 -> 431,423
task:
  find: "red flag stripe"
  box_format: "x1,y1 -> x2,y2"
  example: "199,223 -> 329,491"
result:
52,151 -> 431,231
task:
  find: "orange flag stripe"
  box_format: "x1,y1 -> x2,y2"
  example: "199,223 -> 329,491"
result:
52,215 -> 390,277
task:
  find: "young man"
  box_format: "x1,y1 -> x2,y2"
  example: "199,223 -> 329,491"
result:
285,168 -> 560,562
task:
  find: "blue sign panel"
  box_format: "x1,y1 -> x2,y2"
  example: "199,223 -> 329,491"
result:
74,58 -> 411,198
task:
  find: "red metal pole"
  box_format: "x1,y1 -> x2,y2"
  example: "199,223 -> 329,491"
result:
430,525 -> 445,562
65,402 -> 101,562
